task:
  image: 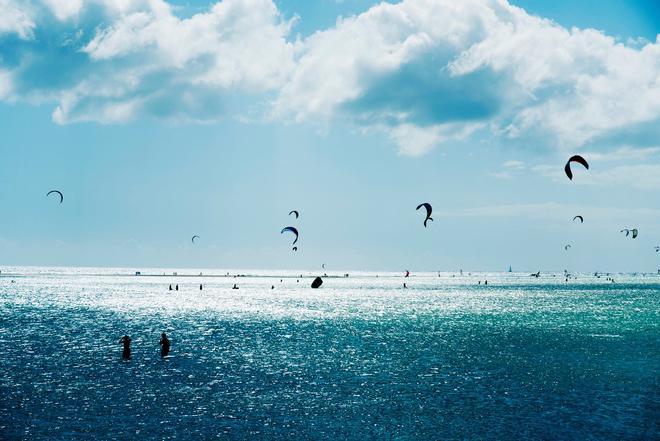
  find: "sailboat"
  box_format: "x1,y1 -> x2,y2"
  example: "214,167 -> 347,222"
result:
508,265 -> 512,273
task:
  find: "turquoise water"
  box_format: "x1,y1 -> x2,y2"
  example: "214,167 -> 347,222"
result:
1,267 -> 658,440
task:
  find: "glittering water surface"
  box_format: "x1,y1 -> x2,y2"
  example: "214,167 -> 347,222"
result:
1,267 -> 658,440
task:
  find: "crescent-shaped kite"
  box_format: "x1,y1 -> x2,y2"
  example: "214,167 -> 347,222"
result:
47,190 -> 63,204
191,235 -> 200,244
573,215 -> 584,223
289,210 -> 299,219
564,155 -> 589,180
281,226 -> 299,245
416,203 -> 433,227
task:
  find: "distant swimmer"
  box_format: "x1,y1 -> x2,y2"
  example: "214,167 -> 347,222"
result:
160,333 -> 170,357
119,335 -> 131,360
232,284 -> 239,290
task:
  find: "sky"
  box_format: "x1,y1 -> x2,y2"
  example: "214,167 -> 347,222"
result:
0,0 -> 659,272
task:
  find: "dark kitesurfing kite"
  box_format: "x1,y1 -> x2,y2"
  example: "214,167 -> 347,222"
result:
655,246 -> 660,252
47,190 -> 63,203
289,210 -> 299,219
191,235 -> 200,244
564,244 -> 571,250
311,277 -> 323,288
416,203 -> 433,227
573,215 -> 584,223
292,246 -> 298,251
404,270 -> 410,278
322,263 -> 326,269
281,226 -> 299,245
564,155 -> 589,180
620,228 -> 638,238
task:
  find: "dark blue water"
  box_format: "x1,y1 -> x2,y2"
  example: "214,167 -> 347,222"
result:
1,269 -> 658,440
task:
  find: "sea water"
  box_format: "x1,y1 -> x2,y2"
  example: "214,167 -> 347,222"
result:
1,267 -> 658,440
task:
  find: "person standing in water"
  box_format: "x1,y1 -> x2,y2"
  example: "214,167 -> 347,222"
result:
160,333 -> 170,357
119,335 -> 131,360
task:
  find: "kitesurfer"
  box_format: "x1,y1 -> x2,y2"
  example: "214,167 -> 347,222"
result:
119,335 -> 131,360
160,333 -> 170,357
232,284 -> 238,289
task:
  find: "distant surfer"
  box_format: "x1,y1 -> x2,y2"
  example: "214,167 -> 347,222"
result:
175,284 -> 179,291
119,335 -> 131,360
403,283 -> 407,289
199,284 -> 203,290
169,284 -> 172,291
232,284 -> 239,290
160,333 -> 170,357
484,280 -> 488,285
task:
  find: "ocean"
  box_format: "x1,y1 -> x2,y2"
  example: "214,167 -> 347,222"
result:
1,267 -> 658,440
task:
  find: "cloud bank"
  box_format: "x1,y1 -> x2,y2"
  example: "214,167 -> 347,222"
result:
1,0 -> 659,154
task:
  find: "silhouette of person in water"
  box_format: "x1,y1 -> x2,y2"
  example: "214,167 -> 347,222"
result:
403,282 -> 407,288
160,333 -> 170,357
119,335 -> 131,360
199,284 -> 203,290
169,284 -> 172,291
175,284 -> 179,291
232,284 -> 239,289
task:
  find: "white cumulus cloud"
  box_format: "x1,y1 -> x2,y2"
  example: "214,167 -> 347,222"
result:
275,0 -> 660,154
0,0 -> 659,155
0,0 -> 35,39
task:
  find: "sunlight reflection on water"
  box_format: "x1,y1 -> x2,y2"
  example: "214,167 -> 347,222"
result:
1,268 -> 658,440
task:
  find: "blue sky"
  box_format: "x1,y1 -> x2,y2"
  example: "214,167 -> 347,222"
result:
0,0 -> 659,272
